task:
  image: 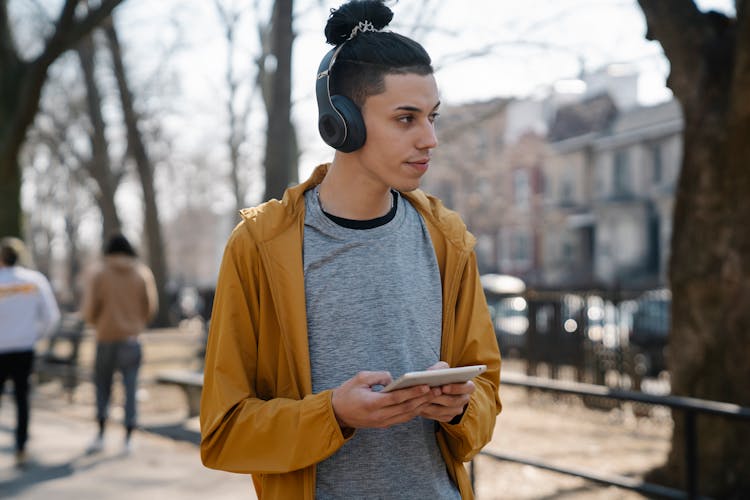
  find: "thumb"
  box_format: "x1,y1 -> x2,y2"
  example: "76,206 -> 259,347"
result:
426,361 -> 450,371
354,370 -> 393,388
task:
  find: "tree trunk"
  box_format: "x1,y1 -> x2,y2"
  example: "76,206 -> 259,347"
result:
76,33 -> 122,240
638,2 -> 750,496
214,1 -> 246,218
262,0 -> 295,201
104,19 -> 171,327
0,0 -> 124,238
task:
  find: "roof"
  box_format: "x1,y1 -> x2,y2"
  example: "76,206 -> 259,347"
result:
548,93 -> 618,142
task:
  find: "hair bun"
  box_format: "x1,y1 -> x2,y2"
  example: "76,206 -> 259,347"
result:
324,1 -> 393,45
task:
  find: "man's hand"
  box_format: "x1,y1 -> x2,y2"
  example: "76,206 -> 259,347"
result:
418,361 -> 475,423
331,371 -> 437,430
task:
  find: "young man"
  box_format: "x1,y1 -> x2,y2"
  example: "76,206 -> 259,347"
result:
0,237 -> 60,466
81,233 -> 158,454
200,2 -> 502,498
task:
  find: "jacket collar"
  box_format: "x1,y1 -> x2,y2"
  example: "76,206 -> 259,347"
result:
245,163 -> 475,253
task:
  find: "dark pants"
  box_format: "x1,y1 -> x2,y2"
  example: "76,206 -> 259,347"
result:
94,340 -> 142,430
0,350 -> 34,453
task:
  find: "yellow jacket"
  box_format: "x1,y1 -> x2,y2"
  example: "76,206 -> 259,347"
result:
200,164 -> 502,499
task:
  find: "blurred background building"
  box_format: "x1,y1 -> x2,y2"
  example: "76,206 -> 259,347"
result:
424,65 -> 683,292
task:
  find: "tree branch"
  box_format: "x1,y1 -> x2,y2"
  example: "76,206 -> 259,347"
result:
636,0 -> 721,99
434,39 -> 586,73
35,0 -> 125,69
729,1 -> 750,123
5,0 -> 125,176
0,1 -> 20,67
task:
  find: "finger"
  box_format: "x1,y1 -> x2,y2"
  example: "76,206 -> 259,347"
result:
379,395 -> 439,426
419,397 -> 469,419
427,393 -> 471,409
418,403 -> 460,422
426,361 -> 449,371
381,384 -> 432,405
382,387 -> 439,411
439,380 -> 475,395
354,370 -> 393,388
378,389 -> 439,418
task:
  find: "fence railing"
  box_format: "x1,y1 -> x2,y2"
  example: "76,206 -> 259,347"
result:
486,286 -> 671,386
472,372 -> 750,499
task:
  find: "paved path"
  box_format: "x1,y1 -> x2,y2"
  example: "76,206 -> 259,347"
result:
0,392 -> 255,500
2,343 -> 673,499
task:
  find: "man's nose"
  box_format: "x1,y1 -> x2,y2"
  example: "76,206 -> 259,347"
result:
418,120 -> 438,150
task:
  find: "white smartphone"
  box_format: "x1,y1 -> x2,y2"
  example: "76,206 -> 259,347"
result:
380,365 -> 487,393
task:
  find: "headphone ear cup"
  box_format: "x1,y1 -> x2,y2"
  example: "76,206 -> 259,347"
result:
331,95 -> 366,153
318,110 -> 346,149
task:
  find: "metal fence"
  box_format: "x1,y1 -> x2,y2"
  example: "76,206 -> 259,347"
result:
472,372 -> 750,499
485,286 -> 671,390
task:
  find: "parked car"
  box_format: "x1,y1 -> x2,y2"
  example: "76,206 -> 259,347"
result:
629,288 -> 671,377
481,274 -> 528,358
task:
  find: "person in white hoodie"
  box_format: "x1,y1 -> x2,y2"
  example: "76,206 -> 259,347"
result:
0,237 -> 60,466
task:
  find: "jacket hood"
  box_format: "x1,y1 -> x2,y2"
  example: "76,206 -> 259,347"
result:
105,254 -> 138,272
239,163 -> 475,252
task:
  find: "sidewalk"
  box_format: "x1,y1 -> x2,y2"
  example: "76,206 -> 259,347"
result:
0,389 -> 255,500
1,350 -> 673,499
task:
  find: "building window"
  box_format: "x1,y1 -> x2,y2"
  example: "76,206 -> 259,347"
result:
560,169 -> 574,205
476,177 -> 491,196
514,169 -> 530,209
513,230 -> 531,263
562,240 -> 573,261
651,143 -> 663,184
613,150 -> 631,196
475,129 -> 489,161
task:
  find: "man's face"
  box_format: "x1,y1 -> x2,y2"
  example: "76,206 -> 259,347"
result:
353,73 -> 440,193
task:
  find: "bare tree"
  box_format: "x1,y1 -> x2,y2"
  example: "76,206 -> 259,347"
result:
261,0 -> 296,201
22,132 -> 92,307
76,32 -> 124,239
214,0 -> 256,217
103,17 -> 171,327
27,35 -> 126,303
26,55 -> 101,305
637,1 -> 750,496
0,0 -> 125,238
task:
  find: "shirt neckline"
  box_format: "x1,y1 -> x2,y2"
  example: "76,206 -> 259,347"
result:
319,190 -> 399,230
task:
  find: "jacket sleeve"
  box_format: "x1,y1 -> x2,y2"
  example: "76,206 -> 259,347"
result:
200,228 -> 350,474
80,270 -> 100,326
35,272 -> 61,338
139,264 -> 159,323
439,251 -> 502,462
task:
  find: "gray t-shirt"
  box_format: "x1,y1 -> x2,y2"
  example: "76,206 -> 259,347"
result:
303,187 -> 460,500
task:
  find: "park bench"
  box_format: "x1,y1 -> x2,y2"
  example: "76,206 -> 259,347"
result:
36,314 -> 86,401
156,369 -> 204,418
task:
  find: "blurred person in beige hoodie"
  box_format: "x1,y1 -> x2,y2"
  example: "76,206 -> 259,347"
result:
81,233 -> 157,454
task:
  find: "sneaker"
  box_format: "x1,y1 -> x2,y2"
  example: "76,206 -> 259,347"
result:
14,449 -> 29,468
123,438 -> 134,455
86,435 -> 104,454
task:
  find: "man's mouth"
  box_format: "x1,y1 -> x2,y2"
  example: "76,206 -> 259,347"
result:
406,158 -> 430,170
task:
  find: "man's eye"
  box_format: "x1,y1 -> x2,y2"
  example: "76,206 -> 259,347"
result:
399,115 -> 414,123
429,113 -> 440,123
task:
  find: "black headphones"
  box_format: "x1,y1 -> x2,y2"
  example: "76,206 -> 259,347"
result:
316,44 -> 366,152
